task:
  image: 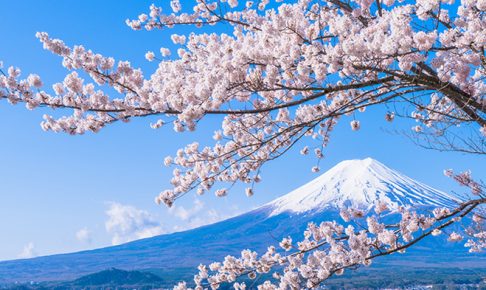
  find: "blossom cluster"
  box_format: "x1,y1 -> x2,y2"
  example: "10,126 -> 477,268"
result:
1,0 -> 485,202
174,197 -> 486,289
444,169 -> 483,196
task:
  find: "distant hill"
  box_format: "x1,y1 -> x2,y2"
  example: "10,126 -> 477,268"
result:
67,268 -> 163,287
0,158 -> 484,288
3,268 -> 164,289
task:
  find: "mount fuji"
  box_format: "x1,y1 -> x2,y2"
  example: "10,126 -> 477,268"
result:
268,158 -> 456,215
0,158 -> 483,286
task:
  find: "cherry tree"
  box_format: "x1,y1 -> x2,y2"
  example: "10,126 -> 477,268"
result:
0,0 -> 485,288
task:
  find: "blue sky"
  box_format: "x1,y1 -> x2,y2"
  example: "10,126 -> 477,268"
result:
0,0 -> 483,261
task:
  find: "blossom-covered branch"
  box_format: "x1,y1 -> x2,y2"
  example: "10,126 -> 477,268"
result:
1,0 -> 485,204
174,173 -> 485,289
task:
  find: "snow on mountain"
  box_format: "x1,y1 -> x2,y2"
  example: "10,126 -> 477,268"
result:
268,158 -> 457,216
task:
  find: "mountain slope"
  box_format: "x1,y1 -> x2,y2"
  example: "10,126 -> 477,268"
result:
0,158 -> 480,285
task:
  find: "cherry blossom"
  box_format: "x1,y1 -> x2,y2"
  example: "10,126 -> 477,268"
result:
1,0 -> 483,204
176,191 -> 485,289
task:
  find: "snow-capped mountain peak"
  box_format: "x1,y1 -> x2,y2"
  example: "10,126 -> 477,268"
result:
268,158 -> 456,216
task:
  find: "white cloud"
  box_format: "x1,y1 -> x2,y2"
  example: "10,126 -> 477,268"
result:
169,199 -> 242,232
18,242 -> 37,259
103,200 -> 245,245
169,198 -> 205,221
75,227 -> 92,244
105,203 -> 165,245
